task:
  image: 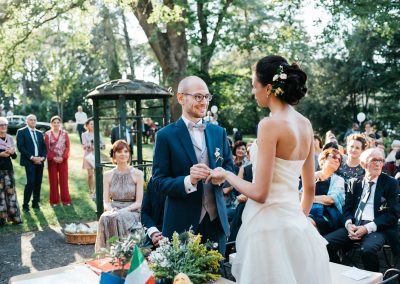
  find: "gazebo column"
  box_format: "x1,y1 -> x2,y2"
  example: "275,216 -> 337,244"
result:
117,94 -> 127,141
93,99 -> 104,219
163,97 -> 170,126
135,99 -> 143,169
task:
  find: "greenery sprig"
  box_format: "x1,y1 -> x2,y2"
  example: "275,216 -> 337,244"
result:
149,230 -> 224,284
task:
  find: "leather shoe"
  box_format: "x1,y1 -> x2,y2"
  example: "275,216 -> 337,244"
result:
32,204 -> 40,210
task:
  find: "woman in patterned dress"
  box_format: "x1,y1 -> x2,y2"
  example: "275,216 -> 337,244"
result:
337,134 -> 366,183
44,116 -> 71,207
0,116 -> 22,225
95,140 -> 143,251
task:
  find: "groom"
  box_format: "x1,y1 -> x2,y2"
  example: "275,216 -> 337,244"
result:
152,76 -> 233,254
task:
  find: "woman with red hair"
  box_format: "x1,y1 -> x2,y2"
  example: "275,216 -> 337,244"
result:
95,140 -> 144,251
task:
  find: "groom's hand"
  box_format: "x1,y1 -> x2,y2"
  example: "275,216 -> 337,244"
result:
206,167 -> 226,185
190,163 -> 211,185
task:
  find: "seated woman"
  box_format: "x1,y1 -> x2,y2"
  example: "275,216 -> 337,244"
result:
307,148 -> 345,236
337,134 -> 366,182
95,140 -> 143,252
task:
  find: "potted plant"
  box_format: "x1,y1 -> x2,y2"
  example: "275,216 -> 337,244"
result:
97,223 -> 150,282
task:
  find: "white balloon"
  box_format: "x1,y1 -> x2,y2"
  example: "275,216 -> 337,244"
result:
357,112 -> 366,123
210,105 -> 218,114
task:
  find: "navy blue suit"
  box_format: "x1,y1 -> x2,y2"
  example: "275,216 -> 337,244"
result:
152,118 -> 233,252
325,173 -> 400,271
16,126 -> 47,209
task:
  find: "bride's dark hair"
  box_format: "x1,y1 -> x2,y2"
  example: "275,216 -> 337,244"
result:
254,55 -> 307,105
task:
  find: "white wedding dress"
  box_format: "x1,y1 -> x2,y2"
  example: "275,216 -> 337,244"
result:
231,157 -> 332,284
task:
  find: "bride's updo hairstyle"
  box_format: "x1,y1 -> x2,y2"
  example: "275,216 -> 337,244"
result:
255,55 -> 307,105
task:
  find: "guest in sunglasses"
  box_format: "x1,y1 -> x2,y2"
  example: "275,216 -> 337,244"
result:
306,148 -> 345,235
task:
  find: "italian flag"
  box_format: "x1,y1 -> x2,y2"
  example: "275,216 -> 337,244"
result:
125,245 -> 155,284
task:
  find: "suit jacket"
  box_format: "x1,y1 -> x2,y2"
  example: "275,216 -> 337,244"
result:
152,118 -> 233,239
111,126 -> 134,153
141,177 -> 165,233
344,173 -> 400,253
16,127 -> 47,167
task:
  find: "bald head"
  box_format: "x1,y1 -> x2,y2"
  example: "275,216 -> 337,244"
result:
177,76 -> 209,94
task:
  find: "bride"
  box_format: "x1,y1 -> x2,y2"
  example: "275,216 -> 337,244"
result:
210,55 -> 331,283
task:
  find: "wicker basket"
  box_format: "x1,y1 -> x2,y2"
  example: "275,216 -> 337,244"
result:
64,231 -> 97,245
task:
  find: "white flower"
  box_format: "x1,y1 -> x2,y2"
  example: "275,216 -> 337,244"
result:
280,73 -> 287,80
272,74 -> 279,81
213,243 -> 218,249
214,148 -> 220,159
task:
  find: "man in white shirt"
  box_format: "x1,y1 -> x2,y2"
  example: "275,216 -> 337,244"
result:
325,148 -> 400,272
16,114 -> 47,212
74,106 -> 88,144
6,107 -> 13,117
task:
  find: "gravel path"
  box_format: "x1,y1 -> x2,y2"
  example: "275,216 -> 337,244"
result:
0,225 -> 95,284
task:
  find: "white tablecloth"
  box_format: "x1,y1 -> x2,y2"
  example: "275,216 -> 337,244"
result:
229,253 -> 383,284
9,265 -> 235,284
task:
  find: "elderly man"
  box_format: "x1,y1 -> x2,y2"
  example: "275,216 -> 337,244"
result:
324,148 -> 400,272
16,114 -> 47,212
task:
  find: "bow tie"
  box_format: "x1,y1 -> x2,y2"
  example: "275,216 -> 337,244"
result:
187,121 -> 206,131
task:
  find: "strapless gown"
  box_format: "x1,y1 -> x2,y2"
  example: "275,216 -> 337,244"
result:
232,157 -> 332,284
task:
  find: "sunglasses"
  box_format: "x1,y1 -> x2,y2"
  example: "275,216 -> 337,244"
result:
181,93 -> 213,102
328,153 -> 341,162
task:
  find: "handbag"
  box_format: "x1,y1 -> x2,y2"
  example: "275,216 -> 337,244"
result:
85,152 -> 95,167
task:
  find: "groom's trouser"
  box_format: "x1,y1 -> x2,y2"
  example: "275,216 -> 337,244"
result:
197,213 -> 226,256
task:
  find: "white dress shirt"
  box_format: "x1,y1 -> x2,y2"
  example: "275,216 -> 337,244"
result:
28,127 -> 39,156
75,111 -> 88,124
181,116 -> 204,194
345,176 -> 379,234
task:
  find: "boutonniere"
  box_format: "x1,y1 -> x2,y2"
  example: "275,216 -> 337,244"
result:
215,148 -> 224,166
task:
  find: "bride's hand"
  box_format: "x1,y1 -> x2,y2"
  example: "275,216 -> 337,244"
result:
205,167 -> 227,185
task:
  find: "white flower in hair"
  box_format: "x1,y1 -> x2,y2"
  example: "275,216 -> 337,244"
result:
272,74 -> 279,81
280,73 -> 287,80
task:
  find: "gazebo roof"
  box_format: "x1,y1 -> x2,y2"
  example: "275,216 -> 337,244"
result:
86,79 -> 172,100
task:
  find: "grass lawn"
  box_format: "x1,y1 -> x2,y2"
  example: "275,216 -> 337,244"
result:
0,133 -> 155,235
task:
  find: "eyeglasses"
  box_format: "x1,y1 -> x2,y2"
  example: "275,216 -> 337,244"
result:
0,124 -> 8,127
367,158 -> 384,165
181,93 -> 213,102
328,153 -> 341,161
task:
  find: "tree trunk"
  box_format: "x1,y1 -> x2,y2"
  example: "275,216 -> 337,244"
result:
102,5 -> 121,80
121,10 -> 135,79
131,0 -> 188,121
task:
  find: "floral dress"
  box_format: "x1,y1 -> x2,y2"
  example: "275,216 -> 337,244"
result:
0,134 -> 21,225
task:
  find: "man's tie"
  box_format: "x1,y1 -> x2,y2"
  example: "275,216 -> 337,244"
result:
354,181 -> 374,225
187,121 -> 206,131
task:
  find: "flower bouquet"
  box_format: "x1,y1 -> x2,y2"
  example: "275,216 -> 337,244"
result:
149,230 -> 224,284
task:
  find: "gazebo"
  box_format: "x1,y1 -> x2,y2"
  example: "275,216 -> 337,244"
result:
86,79 -> 172,217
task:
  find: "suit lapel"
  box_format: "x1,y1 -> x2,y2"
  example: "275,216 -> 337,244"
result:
205,125 -> 216,169
373,174 -> 384,214
175,118 -> 198,165
354,179 -> 364,209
